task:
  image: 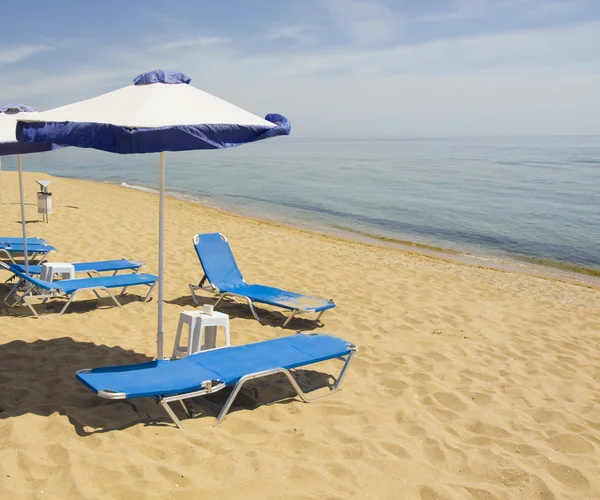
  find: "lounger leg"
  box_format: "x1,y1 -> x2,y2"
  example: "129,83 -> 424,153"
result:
115,269 -> 131,297
6,281 -> 36,308
331,350 -> 356,392
277,352 -> 357,403
22,295 -> 43,319
179,400 -> 192,418
213,294 -> 226,309
82,272 -> 104,299
1,249 -> 17,264
35,251 -> 52,266
245,297 -> 260,322
282,309 -> 299,328
4,279 -> 26,306
159,400 -> 184,429
143,281 -> 156,303
189,275 -> 209,305
189,284 -> 199,305
214,350 -> 357,425
215,377 -> 250,425
57,293 -> 78,316
316,311 -> 325,322
102,288 -> 122,308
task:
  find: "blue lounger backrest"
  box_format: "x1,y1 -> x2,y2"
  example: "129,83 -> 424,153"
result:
1,263 -> 55,291
0,242 -> 55,252
193,233 -> 246,289
0,237 -> 47,245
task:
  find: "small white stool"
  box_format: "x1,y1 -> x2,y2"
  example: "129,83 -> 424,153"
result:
40,262 -> 75,282
172,310 -> 230,359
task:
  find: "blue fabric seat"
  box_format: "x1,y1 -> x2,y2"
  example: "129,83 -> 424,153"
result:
10,258 -> 144,276
76,333 -> 357,428
0,242 -> 56,264
0,237 -> 47,245
1,262 -> 157,318
190,232 -> 336,327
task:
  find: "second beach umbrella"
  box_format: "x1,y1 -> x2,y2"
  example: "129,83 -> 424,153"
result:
17,69 -> 290,357
0,104 -> 58,274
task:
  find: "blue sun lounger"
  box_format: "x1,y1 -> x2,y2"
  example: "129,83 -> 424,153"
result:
0,241 -> 56,264
0,237 -> 47,245
4,259 -> 145,304
76,332 -> 357,429
9,259 -> 144,277
189,233 -> 336,327
0,262 -> 157,318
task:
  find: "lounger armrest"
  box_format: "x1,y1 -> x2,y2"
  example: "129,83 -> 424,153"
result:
97,389 -> 128,399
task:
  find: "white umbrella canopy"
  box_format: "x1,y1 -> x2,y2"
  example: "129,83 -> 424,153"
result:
0,105 -> 58,274
17,69 -> 290,358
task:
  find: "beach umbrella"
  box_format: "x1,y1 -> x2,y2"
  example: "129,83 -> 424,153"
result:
0,104 -> 57,274
17,69 -> 290,358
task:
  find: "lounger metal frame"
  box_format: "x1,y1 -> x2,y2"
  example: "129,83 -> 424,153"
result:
77,333 -> 358,429
0,246 -> 55,265
189,278 -> 329,327
4,257 -> 146,286
189,233 -> 334,327
2,263 -> 156,318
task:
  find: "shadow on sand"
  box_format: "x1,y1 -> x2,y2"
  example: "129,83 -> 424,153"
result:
0,282 -> 153,319
0,337 -> 336,435
165,293 -> 325,331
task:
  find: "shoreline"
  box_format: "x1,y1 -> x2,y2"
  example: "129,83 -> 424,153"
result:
1,170 -> 599,499
3,169 -> 598,289
116,179 -> 600,290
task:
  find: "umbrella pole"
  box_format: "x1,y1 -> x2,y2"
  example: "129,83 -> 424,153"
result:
157,151 -> 166,359
17,154 -> 29,274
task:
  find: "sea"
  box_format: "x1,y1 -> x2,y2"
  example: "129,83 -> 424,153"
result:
2,136 -> 599,279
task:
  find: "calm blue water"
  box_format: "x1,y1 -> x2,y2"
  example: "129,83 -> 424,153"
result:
3,136 -> 599,270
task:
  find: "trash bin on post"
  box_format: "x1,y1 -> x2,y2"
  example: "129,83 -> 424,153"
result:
36,180 -> 52,223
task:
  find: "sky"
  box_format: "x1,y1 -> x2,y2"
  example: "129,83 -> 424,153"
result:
1,0 -> 599,137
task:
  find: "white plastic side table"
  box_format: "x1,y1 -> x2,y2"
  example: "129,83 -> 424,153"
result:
40,262 -> 75,282
172,310 -> 230,359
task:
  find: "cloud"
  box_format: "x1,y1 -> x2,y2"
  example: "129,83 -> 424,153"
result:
266,26 -> 316,44
324,0 -> 402,45
228,21 -> 600,81
416,0 -> 590,23
0,43 -> 56,65
0,6 -> 598,136
161,36 -> 231,51
416,0 -> 486,22
524,0 -> 588,18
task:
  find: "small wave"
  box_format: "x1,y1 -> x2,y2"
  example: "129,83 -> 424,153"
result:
120,182 -> 159,195
119,181 -> 222,210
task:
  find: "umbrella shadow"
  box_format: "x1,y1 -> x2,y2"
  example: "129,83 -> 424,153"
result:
0,337 -> 337,434
0,337 -> 160,435
165,294 -> 324,331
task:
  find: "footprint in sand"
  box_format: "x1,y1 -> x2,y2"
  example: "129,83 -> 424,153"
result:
422,437 -> 446,465
463,391 -> 492,407
432,392 -> 468,412
547,433 -> 595,454
379,377 -> 409,396
540,458 -> 590,490
419,485 -> 452,500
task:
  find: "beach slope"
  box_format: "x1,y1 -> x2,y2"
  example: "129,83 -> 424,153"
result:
1,172 -> 599,499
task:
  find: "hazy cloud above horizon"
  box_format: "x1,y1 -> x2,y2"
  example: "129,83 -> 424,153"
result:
0,0 -> 599,136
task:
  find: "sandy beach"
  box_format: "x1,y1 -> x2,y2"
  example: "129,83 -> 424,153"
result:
1,171 -> 599,499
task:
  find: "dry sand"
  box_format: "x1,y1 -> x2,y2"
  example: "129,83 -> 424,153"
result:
1,171 -> 599,500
